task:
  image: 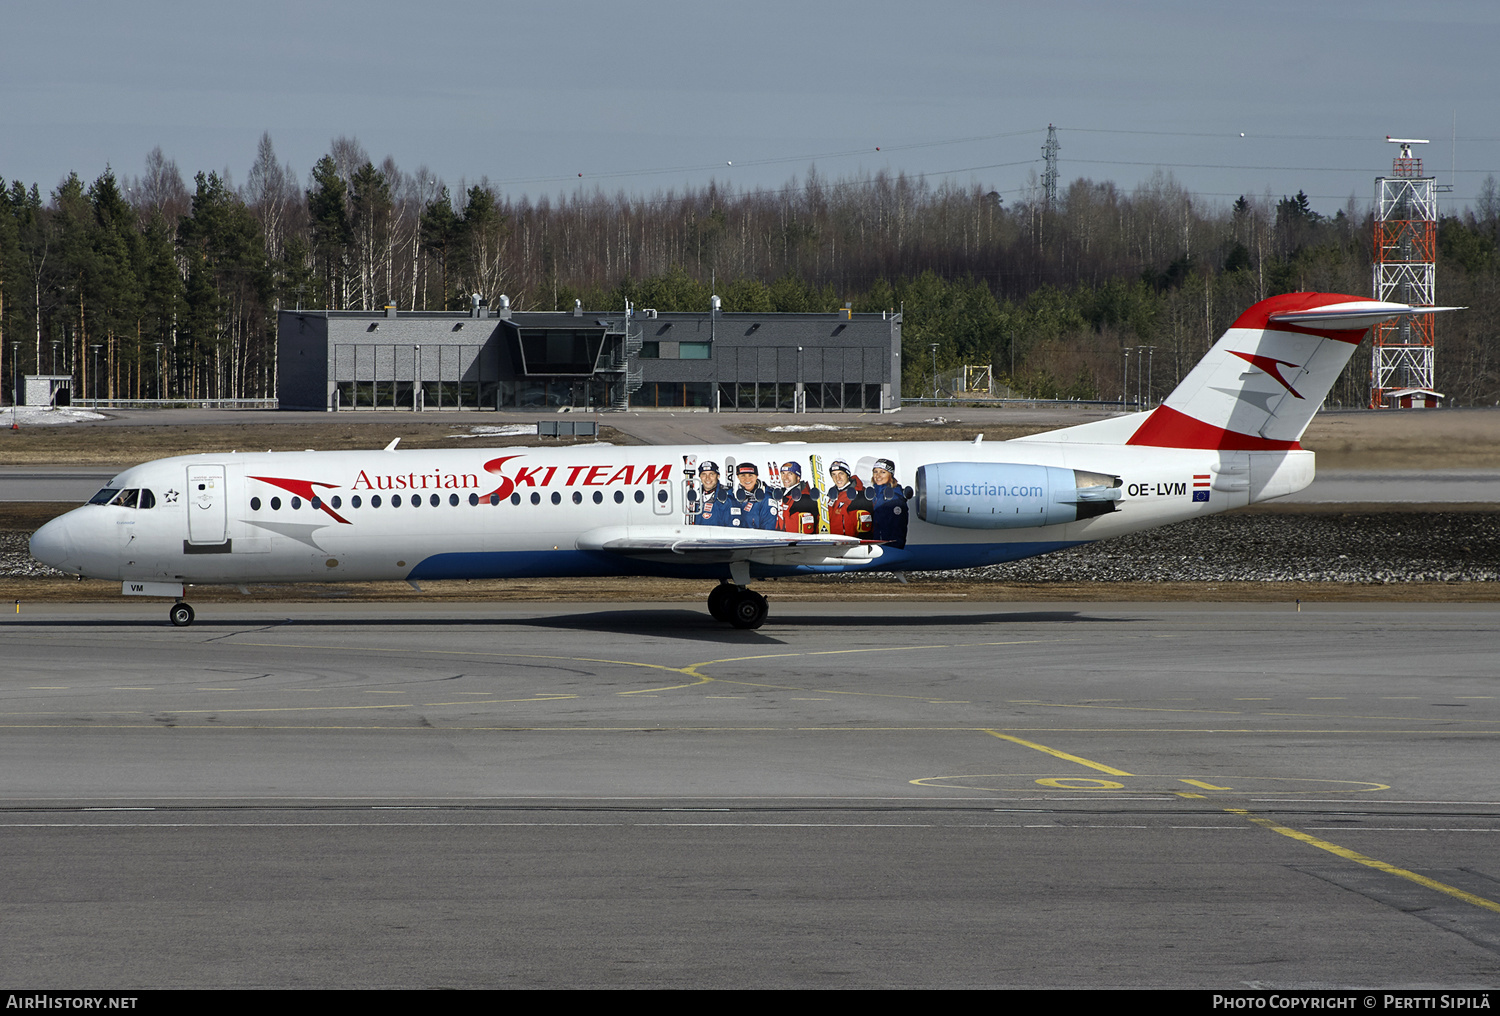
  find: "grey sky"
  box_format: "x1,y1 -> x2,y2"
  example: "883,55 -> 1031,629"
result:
4,0 -> 1496,214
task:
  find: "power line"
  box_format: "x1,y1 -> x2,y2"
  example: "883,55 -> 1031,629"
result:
1068,158 -> 1500,174
492,129 -> 1047,188
1059,127 -> 1500,143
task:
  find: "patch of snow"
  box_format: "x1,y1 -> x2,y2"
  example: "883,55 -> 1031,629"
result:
765,424 -> 843,433
450,424 -> 538,438
3,406 -> 108,426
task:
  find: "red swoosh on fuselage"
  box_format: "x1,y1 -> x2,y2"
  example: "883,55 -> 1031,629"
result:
480,455 -> 524,501
249,476 -> 351,524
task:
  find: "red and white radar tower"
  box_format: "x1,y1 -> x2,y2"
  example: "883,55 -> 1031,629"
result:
1370,138 -> 1440,408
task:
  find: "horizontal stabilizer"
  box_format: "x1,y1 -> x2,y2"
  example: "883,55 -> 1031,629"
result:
1269,301 -> 1462,331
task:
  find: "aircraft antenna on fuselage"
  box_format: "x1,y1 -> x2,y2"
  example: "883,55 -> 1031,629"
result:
385,438 -> 401,451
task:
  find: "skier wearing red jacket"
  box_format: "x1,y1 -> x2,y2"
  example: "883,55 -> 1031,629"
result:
772,461 -> 820,534
823,459 -> 871,537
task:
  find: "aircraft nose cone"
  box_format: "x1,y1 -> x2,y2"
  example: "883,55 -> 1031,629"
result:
29,515 -> 77,572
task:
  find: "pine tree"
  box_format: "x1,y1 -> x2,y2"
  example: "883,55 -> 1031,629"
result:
307,156 -> 351,308
419,187 -> 458,310
350,162 -> 392,310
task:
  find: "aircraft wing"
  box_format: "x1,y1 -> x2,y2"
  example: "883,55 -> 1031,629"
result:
577,526 -> 885,567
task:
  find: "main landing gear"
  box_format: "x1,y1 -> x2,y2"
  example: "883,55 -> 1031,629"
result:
707,581 -> 768,630
168,601 -> 196,627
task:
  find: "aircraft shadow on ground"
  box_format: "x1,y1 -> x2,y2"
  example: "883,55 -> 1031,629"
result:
4,608 -> 1134,643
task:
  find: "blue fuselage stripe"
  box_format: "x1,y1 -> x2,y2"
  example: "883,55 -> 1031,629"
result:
405,541 -> 1088,581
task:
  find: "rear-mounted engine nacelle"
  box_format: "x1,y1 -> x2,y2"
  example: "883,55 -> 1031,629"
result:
915,462 -> 1121,530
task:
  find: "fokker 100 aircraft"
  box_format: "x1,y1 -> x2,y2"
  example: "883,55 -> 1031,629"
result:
30,292 -> 1453,629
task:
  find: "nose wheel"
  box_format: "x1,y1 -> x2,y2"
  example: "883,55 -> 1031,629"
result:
706,583 -> 768,630
168,601 -> 196,627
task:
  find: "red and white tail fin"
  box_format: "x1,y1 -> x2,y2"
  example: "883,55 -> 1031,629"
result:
1031,292 -> 1457,448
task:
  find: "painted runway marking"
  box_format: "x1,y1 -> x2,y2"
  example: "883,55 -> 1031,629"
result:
226,636 -> 1073,702
982,730 -> 1133,776
73,637 -> 1500,725
956,728 -> 1500,916
1224,808 -> 1500,915
922,732 -> 1390,795
910,773 -> 1389,795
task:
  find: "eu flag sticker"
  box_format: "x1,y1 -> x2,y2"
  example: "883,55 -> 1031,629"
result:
1192,490 -> 1210,502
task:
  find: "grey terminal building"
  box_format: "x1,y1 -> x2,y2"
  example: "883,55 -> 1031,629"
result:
276,298 -> 901,412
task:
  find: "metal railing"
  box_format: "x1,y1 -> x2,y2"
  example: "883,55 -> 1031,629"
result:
537,419 -> 600,438
72,398 -> 279,410
901,397 -> 1145,409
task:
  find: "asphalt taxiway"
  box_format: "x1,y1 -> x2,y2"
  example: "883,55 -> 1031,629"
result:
2,600 -> 1498,987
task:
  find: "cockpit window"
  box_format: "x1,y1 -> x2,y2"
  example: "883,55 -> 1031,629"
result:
89,488 -> 153,508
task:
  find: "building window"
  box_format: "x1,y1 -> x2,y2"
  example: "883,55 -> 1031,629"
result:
516,328 -> 606,375
639,342 -> 660,359
679,342 -> 711,359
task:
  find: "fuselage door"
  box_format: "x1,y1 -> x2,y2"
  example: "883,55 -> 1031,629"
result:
186,465 -> 227,544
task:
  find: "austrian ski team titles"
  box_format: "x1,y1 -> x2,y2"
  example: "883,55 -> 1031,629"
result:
349,463 -> 673,491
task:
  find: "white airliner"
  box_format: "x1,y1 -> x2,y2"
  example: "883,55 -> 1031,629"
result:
30,292 -> 1453,629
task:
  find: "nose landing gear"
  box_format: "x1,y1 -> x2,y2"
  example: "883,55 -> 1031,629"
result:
168,601 -> 196,627
706,581 -> 768,630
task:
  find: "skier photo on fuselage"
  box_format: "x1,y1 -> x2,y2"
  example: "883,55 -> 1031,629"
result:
865,457 -> 909,548
730,462 -> 777,530
823,458 -> 870,538
772,460 -> 820,535
687,459 -> 734,527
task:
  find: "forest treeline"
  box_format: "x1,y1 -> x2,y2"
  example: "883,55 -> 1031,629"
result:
2,132 -> 1498,405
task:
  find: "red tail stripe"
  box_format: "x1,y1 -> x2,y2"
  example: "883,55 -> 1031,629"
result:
1125,406 -> 1301,451
1230,291 -> 1374,344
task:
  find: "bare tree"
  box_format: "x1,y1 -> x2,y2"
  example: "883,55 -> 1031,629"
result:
134,147 -> 190,226
244,132 -> 297,265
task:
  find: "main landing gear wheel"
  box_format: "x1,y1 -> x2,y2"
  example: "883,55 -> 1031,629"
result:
707,582 -> 736,622
168,602 -> 195,627
728,588 -> 768,630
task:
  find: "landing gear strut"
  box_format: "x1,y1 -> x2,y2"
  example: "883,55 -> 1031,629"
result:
169,601 -> 195,627
706,582 -> 768,630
